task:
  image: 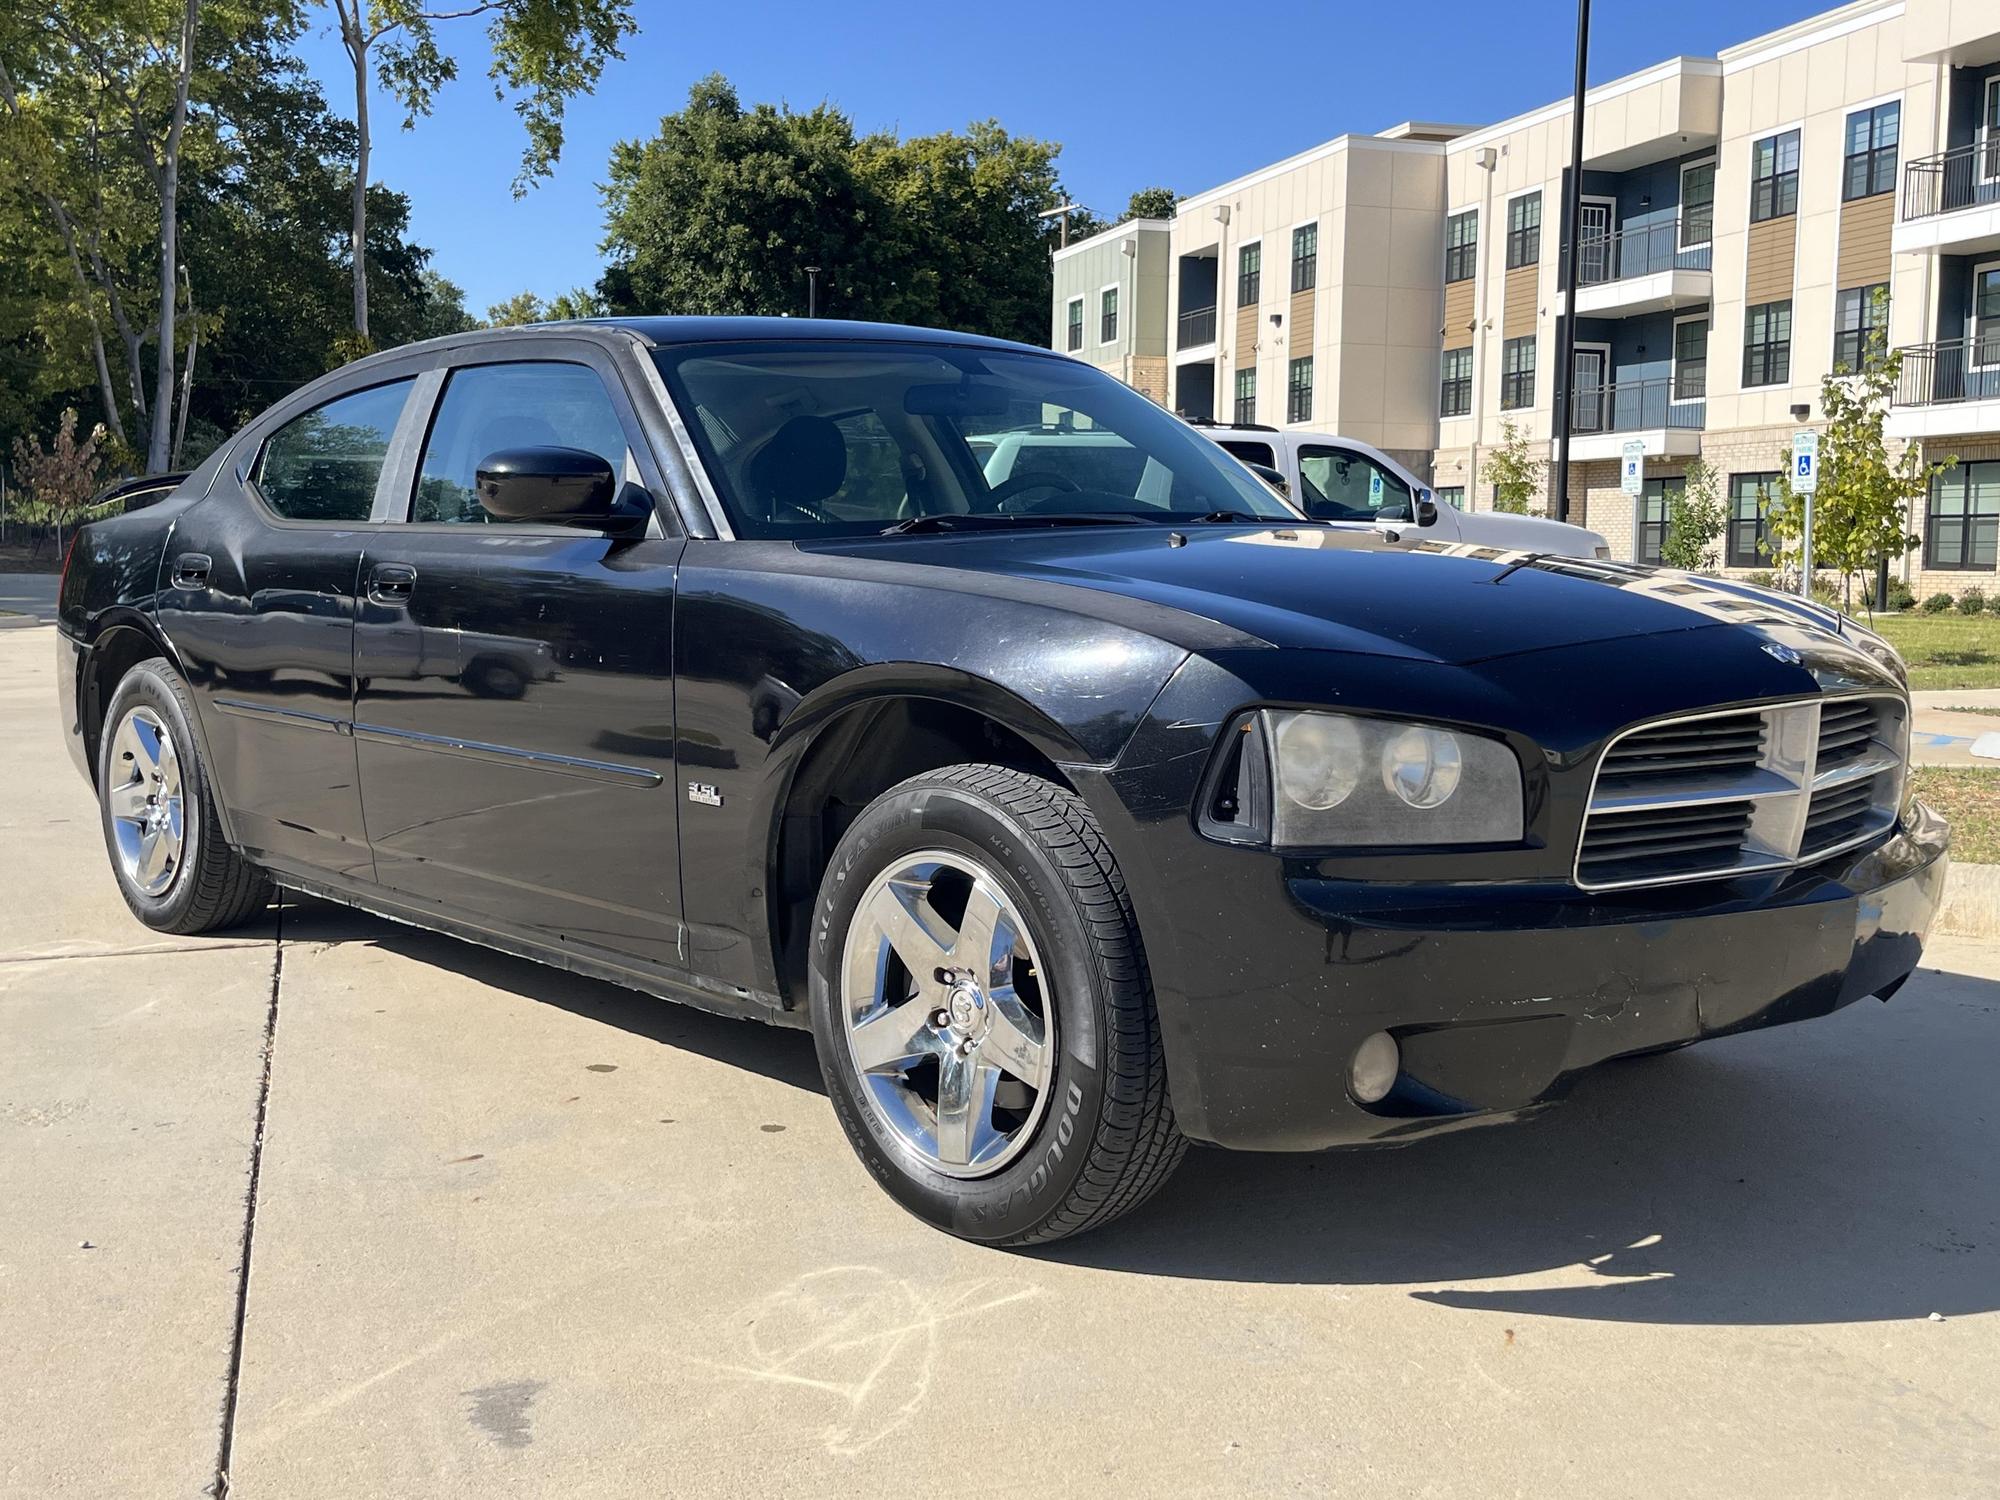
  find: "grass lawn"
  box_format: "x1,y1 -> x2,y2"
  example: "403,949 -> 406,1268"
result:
1910,767 -> 2000,864
1870,613 -> 2000,690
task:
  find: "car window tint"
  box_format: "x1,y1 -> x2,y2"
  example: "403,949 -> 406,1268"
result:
413,362 -> 630,524
819,411 -> 910,522
255,379 -> 413,521
1219,440 -> 1276,466
1297,446 -> 1413,523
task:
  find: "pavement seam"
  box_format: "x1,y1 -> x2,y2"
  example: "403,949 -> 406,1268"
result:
209,897 -> 284,1500
0,940 -> 271,967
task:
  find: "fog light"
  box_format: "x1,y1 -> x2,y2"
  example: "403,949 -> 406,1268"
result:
1349,1031 -> 1400,1104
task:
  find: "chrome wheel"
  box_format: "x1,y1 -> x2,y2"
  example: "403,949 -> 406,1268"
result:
107,705 -> 186,897
840,850 -> 1055,1178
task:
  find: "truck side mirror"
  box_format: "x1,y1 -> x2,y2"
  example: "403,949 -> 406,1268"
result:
1415,488 -> 1439,528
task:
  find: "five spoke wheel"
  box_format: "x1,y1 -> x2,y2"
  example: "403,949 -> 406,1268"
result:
840,851 -> 1054,1177
107,706 -> 185,897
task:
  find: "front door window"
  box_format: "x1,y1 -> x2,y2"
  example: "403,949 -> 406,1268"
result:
1578,202 -> 1613,284
1297,446 -> 1414,523
1572,349 -> 1608,433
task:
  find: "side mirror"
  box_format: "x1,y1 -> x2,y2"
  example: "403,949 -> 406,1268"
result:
1415,487 -> 1439,528
1245,461 -> 1289,497
475,446 -> 620,525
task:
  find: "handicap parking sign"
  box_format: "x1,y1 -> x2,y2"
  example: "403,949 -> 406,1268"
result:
1620,440 -> 1644,496
1368,468 -> 1384,505
1793,430 -> 1818,494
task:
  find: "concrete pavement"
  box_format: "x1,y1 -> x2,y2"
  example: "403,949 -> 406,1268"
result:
4,623 -> 1998,1497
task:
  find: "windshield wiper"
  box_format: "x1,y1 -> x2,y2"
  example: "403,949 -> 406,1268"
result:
879,511 -> 1152,536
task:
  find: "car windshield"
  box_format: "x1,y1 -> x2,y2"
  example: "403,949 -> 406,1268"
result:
652,340 -> 1300,539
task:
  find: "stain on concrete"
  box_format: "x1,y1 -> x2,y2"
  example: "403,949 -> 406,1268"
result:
447,1154 -> 484,1165
760,1123 -> 785,1133
585,1064 -> 617,1073
464,1380 -> 544,1449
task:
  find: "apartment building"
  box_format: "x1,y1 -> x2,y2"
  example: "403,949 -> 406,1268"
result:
1050,0 -> 2000,594
1048,219 -> 1173,405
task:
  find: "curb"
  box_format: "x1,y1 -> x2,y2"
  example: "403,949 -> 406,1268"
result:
1936,861 -> 2000,939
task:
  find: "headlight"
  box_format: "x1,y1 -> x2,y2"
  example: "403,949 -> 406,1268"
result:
1206,710 -> 1524,849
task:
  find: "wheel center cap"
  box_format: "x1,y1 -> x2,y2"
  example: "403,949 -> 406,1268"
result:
947,982 -> 984,1033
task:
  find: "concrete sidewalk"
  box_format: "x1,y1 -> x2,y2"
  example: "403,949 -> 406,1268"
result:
5,622 -> 1998,1498
1913,689 -> 2000,767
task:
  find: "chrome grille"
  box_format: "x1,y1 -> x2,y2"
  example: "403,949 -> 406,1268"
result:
1576,695 -> 1907,891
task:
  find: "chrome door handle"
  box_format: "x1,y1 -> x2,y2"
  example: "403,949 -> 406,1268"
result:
368,563 -> 417,605
171,552 -> 211,589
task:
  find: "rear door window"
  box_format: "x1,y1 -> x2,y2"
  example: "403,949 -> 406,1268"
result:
255,379 -> 414,521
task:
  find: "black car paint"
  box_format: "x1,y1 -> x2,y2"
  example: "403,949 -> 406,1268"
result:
56,317 -> 1947,1153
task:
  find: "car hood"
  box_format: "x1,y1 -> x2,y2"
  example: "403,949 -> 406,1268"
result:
815,524 -> 1872,667
1450,508 -> 1608,557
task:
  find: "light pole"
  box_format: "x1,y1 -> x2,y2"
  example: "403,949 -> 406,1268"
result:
805,265 -> 822,319
1551,0 -> 1592,525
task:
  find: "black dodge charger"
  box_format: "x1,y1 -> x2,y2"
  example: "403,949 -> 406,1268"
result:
55,317 -> 1948,1244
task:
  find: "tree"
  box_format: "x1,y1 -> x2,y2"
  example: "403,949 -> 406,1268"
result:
1124,185 -> 1177,221
10,406 -> 104,557
1660,456 -> 1724,571
1485,420 -> 1544,515
320,0 -> 635,341
483,284 -> 600,325
600,77 -> 1086,348
1761,301 -> 1950,608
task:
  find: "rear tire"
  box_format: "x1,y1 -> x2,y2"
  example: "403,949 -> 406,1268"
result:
809,763 -> 1185,1245
98,658 -> 272,935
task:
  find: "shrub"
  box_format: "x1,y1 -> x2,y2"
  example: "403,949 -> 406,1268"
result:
1986,591 -> 2000,616
1882,579 -> 1915,613
1959,589 -> 1986,615
1745,571 -> 1776,589
1923,592 -> 1956,614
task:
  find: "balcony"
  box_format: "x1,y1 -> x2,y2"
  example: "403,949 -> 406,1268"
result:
1894,143 -> 2000,257
1176,305 -> 1217,351
1886,336 -> 2000,439
1558,219 -> 1713,318
1562,376 -> 1705,461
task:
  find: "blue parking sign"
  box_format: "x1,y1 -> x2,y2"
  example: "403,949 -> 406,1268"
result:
1792,430 -> 1818,494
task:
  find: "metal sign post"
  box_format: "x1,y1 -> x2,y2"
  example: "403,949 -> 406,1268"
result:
1793,430 -> 1819,598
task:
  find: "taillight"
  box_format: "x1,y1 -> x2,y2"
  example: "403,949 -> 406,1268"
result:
59,530 -> 80,596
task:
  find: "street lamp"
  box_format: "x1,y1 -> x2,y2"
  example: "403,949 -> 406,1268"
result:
1551,0 -> 1592,525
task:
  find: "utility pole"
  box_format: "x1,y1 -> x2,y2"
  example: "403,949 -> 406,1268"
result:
805,265 -> 821,319
1037,203 -> 1082,249
1551,0 -> 1592,525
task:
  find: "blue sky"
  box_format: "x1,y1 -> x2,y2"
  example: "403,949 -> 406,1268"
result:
295,0 -> 1814,317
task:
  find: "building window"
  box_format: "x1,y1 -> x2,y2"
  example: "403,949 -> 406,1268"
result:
1979,265 -> 2000,364
1291,223 -> 1318,293
1742,300 -> 1793,387
1680,159 -> 1715,247
1927,460 -> 2000,572
1444,210 -> 1478,283
1833,284 -> 1889,371
1065,297 -> 1083,352
1727,472 -> 1778,568
1436,485 -> 1465,510
1506,193 -> 1541,269
1099,286 -> 1118,344
1750,130 -> 1800,222
1843,102 -> 1899,201
1238,241 -> 1262,305
1673,318 -> 1710,399
1500,335 -> 1535,410
1440,347 -> 1473,417
1287,356 -> 1313,422
1637,476 -> 1685,565
1233,369 -> 1257,425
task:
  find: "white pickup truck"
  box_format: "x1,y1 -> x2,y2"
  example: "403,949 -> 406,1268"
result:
1202,423 -> 1611,560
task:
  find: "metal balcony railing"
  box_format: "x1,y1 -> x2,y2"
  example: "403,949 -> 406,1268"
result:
1901,140 -> 2000,221
1891,337 -> 2000,408
1568,376 -> 1706,434
1177,305 -> 1217,349
1570,217 -> 1712,286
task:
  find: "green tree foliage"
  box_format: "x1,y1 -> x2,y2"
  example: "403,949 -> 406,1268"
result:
599,75 -> 1086,347
1123,185 -> 1177,221
1660,456 -> 1725,572
483,284 -> 601,325
320,0 -> 635,338
1760,299 -> 1950,608
1485,420 -> 1543,515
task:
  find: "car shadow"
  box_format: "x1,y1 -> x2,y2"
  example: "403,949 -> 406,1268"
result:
278,896 -> 1996,1326
279,895 -> 826,1097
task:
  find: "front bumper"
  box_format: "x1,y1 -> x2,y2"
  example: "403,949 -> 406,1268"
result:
1112,797 -> 1948,1153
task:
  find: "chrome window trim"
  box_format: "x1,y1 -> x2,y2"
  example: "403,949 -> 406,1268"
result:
1574,691 -> 1907,892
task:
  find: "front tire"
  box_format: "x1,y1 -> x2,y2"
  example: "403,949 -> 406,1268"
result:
809,764 -> 1184,1245
98,658 -> 272,934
